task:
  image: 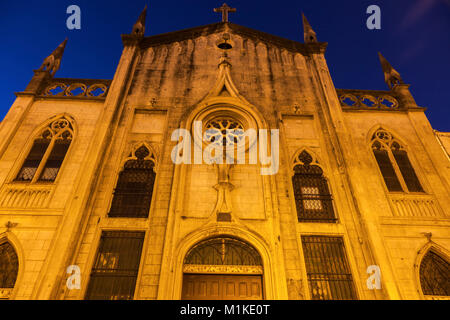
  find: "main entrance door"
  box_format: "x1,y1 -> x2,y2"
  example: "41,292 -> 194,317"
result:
181,237 -> 264,300
182,274 -> 263,300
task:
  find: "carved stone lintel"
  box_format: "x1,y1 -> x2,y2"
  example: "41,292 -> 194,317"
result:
183,264 -> 263,275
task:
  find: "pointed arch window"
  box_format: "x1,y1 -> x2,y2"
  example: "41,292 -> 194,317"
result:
0,241 -> 19,290
292,151 -> 337,223
420,250 -> 450,296
108,146 -> 156,218
15,117 -> 73,183
371,130 -> 424,193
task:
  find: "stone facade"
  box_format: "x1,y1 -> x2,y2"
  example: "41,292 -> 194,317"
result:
0,17 -> 449,300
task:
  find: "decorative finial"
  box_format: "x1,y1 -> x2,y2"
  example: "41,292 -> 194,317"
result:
214,3 -> 236,22
5,221 -> 18,231
132,5 -> 148,36
421,232 -> 432,242
38,38 -> 68,76
378,52 -> 404,89
302,13 -> 317,43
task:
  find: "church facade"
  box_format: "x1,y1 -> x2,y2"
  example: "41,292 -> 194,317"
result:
0,6 -> 449,300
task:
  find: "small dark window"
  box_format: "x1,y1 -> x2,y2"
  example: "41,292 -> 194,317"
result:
85,231 -> 145,300
301,236 -> 357,300
0,242 -> 19,289
108,158 -> 156,218
292,151 -> 336,223
420,250 -> 450,296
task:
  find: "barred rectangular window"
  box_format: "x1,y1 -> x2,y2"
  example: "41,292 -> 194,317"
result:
301,236 -> 357,300
85,231 -> 145,300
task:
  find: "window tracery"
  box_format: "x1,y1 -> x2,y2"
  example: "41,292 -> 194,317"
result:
15,116 -> 73,183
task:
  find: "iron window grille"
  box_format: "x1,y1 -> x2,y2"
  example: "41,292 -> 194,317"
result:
292,151 -> 337,223
301,236 -> 357,300
184,237 -> 262,266
108,159 -> 156,219
0,242 -> 19,289
420,250 -> 450,296
85,231 -> 145,300
371,130 -> 424,193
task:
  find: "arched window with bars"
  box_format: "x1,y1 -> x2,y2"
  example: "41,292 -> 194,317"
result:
108,145 -> 156,218
0,241 -> 19,291
371,129 -> 424,193
292,151 -> 336,223
420,250 -> 450,297
15,116 -> 73,183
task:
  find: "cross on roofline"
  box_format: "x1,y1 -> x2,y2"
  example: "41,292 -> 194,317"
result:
214,3 -> 236,22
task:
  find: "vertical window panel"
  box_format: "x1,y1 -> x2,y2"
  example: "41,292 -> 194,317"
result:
85,231 -> 145,300
301,236 -> 357,300
39,139 -> 71,182
373,149 -> 403,192
392,150 -> 424,193
15,139 -> 50,182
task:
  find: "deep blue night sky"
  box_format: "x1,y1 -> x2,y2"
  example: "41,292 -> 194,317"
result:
0,0 -> 449,131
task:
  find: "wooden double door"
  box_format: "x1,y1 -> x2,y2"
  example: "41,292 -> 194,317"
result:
182,274 -> 263,300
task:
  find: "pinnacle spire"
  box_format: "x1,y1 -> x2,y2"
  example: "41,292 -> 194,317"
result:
378,52 -> 404,89
132,5 -> 148,36
38,38 -> 68,76
302,13 -> 317,43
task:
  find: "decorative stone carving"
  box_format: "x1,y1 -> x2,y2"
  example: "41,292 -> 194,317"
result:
38,39 -> 67,76
41,79 -> 111,98
337,89 -> 399,110
0,184 -> 53,209
378,52 -> 404,89
183,264 -> 263,275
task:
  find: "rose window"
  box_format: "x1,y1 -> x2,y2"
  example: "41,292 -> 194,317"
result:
205,118 -> 244,147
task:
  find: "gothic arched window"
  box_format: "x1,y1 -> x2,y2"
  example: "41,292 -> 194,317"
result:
292,151 -> 336,223
371,129 -> 424,193
0,241 -> 19,289
108,146 -> 156,218
15,117 -> 73,183
420,250 -> 450,296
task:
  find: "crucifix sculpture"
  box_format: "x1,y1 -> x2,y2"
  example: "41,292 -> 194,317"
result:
214,3 -> 236,22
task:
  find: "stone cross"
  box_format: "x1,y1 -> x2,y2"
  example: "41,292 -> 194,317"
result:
214,3 -> 236,22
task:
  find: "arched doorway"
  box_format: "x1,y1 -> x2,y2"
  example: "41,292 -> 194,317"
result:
419,249 -> 450,297
181,236 -> 264,300
0,240 -> 19,299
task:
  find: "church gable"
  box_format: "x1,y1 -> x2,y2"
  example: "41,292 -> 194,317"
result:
128,23 -> 320,115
